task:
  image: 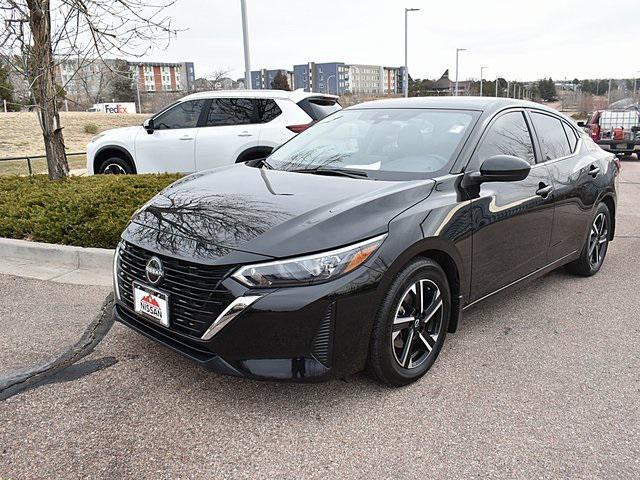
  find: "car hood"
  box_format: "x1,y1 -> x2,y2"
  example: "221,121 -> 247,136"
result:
125,164 -> 434,262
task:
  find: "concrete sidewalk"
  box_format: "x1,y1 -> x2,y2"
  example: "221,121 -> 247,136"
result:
0,238 -> 113,287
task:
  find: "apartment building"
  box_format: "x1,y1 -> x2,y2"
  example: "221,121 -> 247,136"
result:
133,61 -> 196,93
55,58 -> 196,105
250,69 -> 295,90
291,62 -> 405,95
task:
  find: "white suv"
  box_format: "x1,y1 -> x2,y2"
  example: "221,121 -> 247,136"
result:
86,90 -> 341,174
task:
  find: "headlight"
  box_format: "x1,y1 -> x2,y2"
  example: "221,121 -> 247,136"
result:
90,133 -> 106,143
232,234 -> 387,288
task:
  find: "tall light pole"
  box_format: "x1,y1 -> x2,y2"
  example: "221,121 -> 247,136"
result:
480,66 -> 487,96
454,48 -> 467,96
325,74 -> 336,94
240,0 -> 252,89
495,75 -> 499,97
404,7 -> 420,98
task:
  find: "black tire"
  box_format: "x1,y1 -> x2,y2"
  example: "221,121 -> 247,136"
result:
367,258 -> 450,387
565,202 -> 611,276
98,156 -> 133,174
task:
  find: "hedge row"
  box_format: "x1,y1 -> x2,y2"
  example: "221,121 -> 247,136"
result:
0,174 -> 182,249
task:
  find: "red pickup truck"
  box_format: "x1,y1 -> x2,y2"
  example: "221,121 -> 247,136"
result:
579,109 -> 640,155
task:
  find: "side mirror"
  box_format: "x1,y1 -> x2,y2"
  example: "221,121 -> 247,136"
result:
467,155 -> 531,184
143,118 -> 154,134
577,121 -> 586,127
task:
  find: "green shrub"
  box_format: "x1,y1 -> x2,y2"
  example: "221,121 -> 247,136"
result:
84,123 -> 99,134
0,174 -> 182,248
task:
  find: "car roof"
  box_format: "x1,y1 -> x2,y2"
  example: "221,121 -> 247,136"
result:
348,96 -> 564,117
179,89 -> 338,103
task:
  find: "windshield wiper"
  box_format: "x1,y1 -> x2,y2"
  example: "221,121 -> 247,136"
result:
291,167 -> 369,179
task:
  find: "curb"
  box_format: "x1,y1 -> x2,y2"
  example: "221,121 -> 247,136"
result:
0,237 -> 114,272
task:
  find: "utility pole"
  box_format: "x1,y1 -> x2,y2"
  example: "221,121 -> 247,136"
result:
607,78 -> 612,105
454,48 -> 466,96
404,8 -> 420,98
480,66 -> 487,96
506,80 -> 510,98
495,76 -> 499,97
240,0 -> 252,89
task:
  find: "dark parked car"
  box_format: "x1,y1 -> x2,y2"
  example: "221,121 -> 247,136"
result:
113,97 -> 618,387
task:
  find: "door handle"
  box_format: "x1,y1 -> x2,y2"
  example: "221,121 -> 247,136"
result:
180,136 -> 194,141
536,183 -> 553,198
238,132 -> 252,137
589,165 -> 600,177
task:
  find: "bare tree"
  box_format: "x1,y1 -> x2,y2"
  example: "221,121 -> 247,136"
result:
194,68 -> 231,91
1,0 -> 178,179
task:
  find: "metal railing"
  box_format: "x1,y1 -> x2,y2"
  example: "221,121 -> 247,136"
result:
0,152 -> 85,175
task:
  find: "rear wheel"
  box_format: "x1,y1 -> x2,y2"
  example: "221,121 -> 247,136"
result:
98,156 -> 133,174
367,259 -> 450,387
566,202 -> 611,276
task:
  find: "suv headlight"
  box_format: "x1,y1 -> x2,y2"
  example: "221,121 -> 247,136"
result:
232,234 -> 387,288
90,133 -> 106,143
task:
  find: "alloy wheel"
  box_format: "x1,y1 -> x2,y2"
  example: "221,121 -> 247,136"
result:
391,279 -> 444,370
588,212 -> 608,269
102,163 -> 127,174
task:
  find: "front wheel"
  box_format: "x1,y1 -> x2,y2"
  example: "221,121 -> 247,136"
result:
566,202 -> 611,276
367,259 -> 450,387
98,156 -> 133,174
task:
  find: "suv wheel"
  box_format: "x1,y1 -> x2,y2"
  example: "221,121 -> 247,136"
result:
367,258 -> 450,387
98,156 -> 133,174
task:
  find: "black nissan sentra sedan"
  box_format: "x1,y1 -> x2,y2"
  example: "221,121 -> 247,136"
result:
113,97 -> 618,387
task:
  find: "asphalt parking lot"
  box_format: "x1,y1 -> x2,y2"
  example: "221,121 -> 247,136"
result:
1,161 -> 639,479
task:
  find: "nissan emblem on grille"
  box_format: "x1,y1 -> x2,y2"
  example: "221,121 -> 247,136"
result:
145,256 -> 164,285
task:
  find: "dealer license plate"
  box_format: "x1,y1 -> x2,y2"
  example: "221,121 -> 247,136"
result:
133,282 -> 169,327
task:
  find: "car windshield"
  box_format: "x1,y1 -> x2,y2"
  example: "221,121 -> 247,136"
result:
267,108 -> 478,178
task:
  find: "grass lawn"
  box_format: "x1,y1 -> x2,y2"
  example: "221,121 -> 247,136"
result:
0,154 -> 87,176
0,111 -> 147,158
0,174 -> 181,248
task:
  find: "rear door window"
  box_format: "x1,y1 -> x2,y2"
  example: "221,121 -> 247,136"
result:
154,100 -> 206,129
205,98 -> 256,127
530,112 -> 572,161
254,99 -> 282,123
297,97 -> 342,121
562,122 -> 579,152
474,111 -> 536,165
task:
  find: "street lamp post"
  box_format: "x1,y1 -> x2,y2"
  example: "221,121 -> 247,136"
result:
480,66 -> 487,96
325,74 -> 336,94
495,75 -> 499,97
404,7 -> 420,98
240,0 -> 252,89
454,48 -> 467,96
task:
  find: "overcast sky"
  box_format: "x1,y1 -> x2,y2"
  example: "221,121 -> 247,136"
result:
148,0 -> 639,82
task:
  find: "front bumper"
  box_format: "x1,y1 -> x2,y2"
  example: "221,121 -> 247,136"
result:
114,265 -> 385,382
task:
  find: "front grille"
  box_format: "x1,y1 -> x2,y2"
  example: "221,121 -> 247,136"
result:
116,241 -> 235,338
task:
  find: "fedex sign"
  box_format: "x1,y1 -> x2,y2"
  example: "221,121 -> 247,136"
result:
91,102 -> 137,114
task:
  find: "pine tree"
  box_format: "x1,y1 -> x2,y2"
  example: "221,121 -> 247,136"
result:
111,59 -> 136,102
0,60 -> 16,111
271,71 -> 291,91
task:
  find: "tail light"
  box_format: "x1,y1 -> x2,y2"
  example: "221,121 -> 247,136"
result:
286,122 -> 314,133
590,124 -> 600,141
